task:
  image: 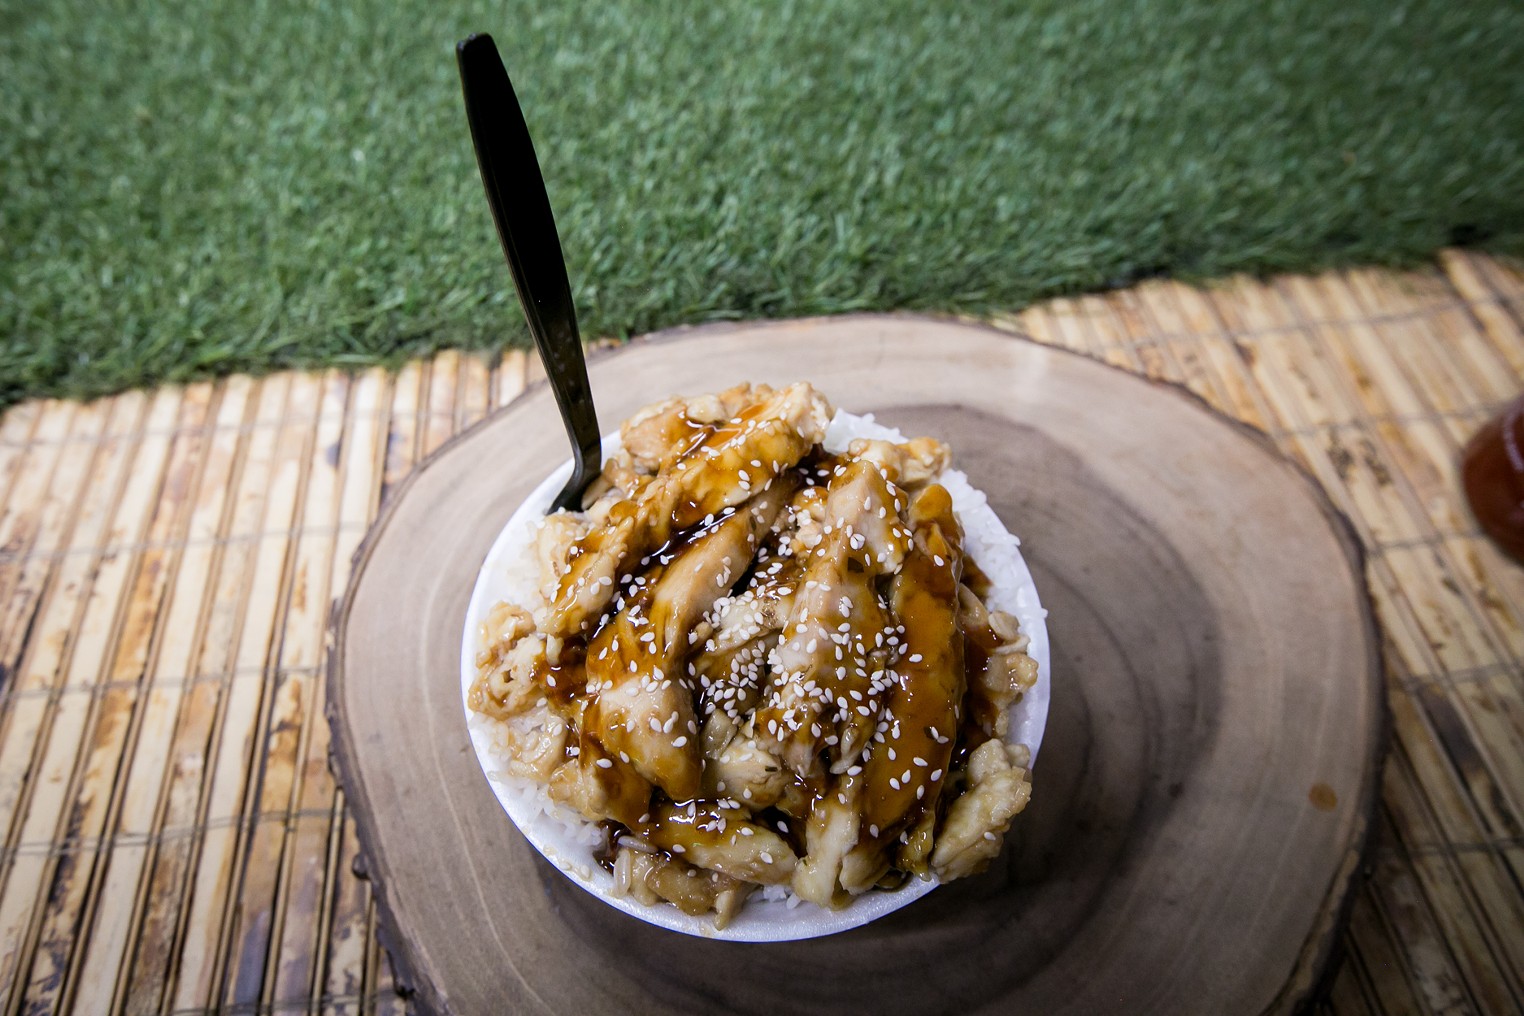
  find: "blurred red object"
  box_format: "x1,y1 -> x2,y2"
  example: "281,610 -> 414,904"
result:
1463,396 -> 1524,565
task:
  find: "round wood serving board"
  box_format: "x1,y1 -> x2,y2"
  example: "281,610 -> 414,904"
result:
327,316 -> 1384,1016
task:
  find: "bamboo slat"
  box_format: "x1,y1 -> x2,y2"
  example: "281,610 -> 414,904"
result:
0,252 -> 1519,1013
0,392 -> 154,1015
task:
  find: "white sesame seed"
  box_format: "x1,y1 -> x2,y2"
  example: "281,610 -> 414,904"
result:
595,758 -> 613,769
673,735 -> 688,747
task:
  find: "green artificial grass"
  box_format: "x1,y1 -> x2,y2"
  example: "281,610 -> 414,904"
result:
3,0 -> 1523,406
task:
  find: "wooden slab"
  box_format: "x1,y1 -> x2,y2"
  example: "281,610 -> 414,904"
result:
328,315 -> 1383,1015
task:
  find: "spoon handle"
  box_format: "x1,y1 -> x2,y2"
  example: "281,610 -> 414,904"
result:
457,33 -> 601,511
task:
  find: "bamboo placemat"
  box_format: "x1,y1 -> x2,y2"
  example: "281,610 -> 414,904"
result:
0,250 -> 1520,1015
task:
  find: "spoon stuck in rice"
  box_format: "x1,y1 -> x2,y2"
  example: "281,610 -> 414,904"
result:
457,33 -> 601,513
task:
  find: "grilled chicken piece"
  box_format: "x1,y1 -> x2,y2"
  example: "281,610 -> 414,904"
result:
468,602 -> 547,721
694,634 -> 771,761
792,774 -> 862,908
547,733 -> 652,828
700,728 -> 790,808
619,396 -> 693,473
497,715 -> 570,782
583,481 -> 794,801
930,739 -> 1032,880
634,802 -> 797,885
691,540 -> 804,753
612,846 -> 753,925
755,458 -> 909,775
699,557 -> 800,658
544,382 -> 831,637
845,436 -> 950,489
959,586 -> 1039,740
590,454 -> 645,503
893,807 -> 938,880
531,513 -> 590,604
844,484 -> 967,880
620,383 -> 765,474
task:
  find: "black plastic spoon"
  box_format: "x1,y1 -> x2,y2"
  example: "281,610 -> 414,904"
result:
457,33 -> 600,512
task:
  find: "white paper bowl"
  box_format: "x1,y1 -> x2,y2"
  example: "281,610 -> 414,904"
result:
461,410 -> 1049,941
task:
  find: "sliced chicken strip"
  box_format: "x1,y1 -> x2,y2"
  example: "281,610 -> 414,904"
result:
845,435 -> 950,489
842,483 -> 966,887
546,732 -> 652,828
612,847 -> 753,924
754,458 -> 909,775
929,739 -> 1032,880
699,728 -> 790,809
634,802 -> 797,885
691,542 -> 804,752
620,382 -> 769,474
619,395 -> 692,473
583,480 -> 794,801
792,774 -> 862,908
545,382 -> 831,636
